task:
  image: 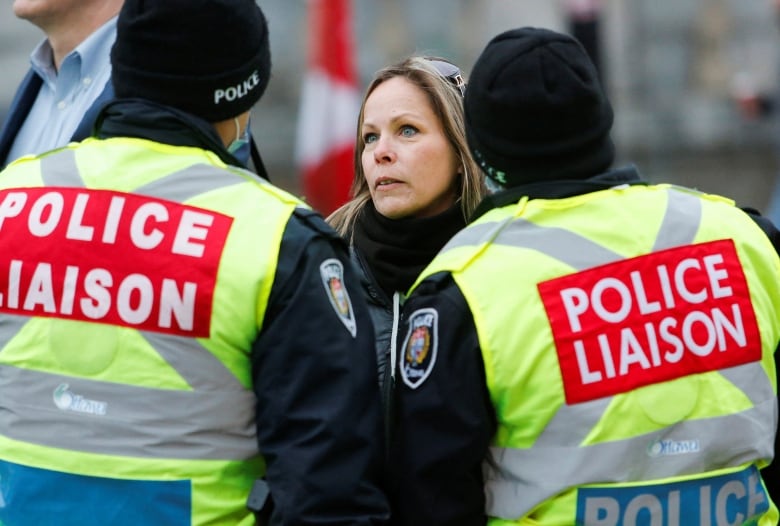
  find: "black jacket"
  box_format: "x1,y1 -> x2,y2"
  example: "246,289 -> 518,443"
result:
350,247 -> 398,394
350,245 -> 403,471
392,165 -> 780,525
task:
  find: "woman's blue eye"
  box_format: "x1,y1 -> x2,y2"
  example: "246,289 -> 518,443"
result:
401,126 -> 417,137
364,133 -> 378,144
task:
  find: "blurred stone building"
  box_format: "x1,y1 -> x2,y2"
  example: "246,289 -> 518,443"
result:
1,0 -> 778,209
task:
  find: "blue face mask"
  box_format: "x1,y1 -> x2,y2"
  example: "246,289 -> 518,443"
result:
228,117 -> 249,154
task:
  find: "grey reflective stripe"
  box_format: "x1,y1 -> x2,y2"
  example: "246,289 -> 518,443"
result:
528,362 -> 776,476
485,393 -> 775,518
142,332 -> 246,391
134,163 -> 248,202
441,217 -> 624,270
653,189 -> 702,251
441,188 -> 702,266
0,364 -> 257,460
0,314 -> 30,353
720,361 -> 777,408
40,149 -> 85,187
531,363 -> 773,451
535,397 -> 612,446
440,217 -> 513,251
492,220 -> 623,270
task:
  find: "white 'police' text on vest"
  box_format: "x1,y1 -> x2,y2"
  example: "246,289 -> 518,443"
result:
539,239 -> 761,404
0,188 -> 232,336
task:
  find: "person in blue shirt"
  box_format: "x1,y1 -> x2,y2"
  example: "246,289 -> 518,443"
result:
0,0 -> 124,169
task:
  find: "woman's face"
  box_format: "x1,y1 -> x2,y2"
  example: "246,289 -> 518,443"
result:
361,76 -> 460,220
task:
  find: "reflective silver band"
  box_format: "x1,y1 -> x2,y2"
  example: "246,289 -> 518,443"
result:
442,188 -> 703,271
653,188 -> 702,251
142,332 -> 246,392
41,149 -> 84,188
0,365 -> 257,460
485,393 -> 775,518
134,162 -> 247,202
0,314 -> 29,351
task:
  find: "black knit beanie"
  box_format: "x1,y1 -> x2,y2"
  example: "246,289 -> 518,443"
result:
464,27 -> 615,186
111,0 -> 271,122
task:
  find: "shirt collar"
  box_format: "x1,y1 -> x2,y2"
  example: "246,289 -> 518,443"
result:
29,39 -> 57,85
29,15 -> 117,87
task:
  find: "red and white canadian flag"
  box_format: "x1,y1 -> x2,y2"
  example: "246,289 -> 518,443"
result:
295,0 -> 361,216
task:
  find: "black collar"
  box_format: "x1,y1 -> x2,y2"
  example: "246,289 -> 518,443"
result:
352,201 -> 467,299
94,98 -> 250,171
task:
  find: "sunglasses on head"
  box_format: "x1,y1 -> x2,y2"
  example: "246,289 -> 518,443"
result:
426,58 -> 466,97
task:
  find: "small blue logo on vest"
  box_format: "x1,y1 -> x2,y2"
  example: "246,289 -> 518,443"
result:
53,383 -> 107,416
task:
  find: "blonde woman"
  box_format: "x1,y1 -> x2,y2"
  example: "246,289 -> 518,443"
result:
328,55 -> 485,411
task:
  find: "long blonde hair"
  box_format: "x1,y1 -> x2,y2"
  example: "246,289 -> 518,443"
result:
327,55 -> 485,239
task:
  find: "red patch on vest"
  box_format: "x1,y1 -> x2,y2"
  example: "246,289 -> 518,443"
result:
538,239 -> 761,404
0,187 -> 232,336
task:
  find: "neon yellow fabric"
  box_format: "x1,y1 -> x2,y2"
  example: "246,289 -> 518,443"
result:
417,184 -> 780,525
0,138 -> 305,525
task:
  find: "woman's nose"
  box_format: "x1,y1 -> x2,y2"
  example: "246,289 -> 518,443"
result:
373,135 -> 396,163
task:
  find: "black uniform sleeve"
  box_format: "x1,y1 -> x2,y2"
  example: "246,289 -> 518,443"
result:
391,272 -> 496,526
742,207 -> 780,502
742,206 -> 780,253
250,209 -> 390,525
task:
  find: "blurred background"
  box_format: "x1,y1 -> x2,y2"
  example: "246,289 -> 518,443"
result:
2,0 -> 779,215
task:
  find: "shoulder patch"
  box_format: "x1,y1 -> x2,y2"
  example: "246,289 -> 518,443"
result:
400,308 -> 438,389
320,258 -> 357,337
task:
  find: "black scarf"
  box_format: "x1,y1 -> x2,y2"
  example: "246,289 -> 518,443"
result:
352,201 -> 466,298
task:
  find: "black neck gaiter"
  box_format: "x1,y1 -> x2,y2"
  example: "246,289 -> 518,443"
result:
352,201 -> 466,298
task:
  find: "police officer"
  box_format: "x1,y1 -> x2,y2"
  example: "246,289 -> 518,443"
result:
392,27 -> 780,525
0,1 -> 390,525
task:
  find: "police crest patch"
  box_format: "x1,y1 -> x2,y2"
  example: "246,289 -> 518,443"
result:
320,258 -> 357,337
400,308 -> 438,389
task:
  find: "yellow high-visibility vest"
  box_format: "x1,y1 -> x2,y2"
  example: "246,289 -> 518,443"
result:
0,137 -> 305,525
416,183 -> 780,525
